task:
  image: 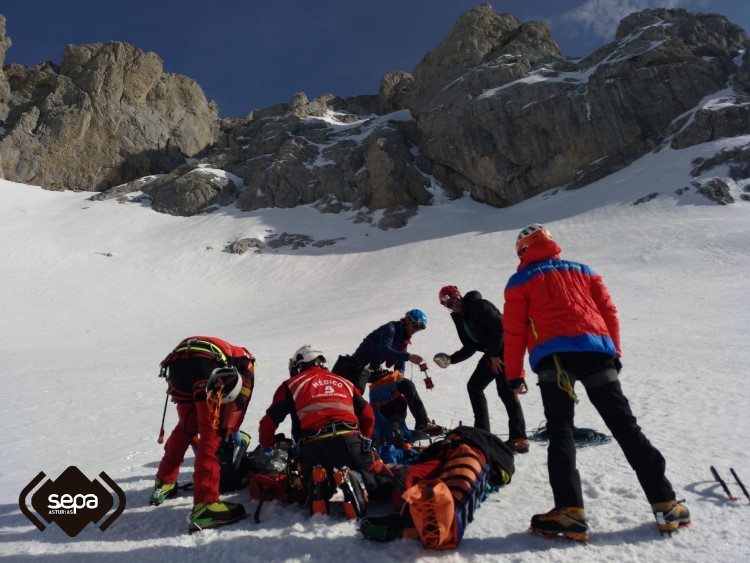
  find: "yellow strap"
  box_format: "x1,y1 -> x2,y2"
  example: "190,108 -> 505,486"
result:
305,429 -> 358,442
175,339 -> 228,365
553,354 -> 579,403
529,317 -> 539,340
304,424 -> 359,442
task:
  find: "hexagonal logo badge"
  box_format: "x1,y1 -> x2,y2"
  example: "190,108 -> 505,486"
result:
19,466 -> 125,537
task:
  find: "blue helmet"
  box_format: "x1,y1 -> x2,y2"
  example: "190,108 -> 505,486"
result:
405,309 -> 427,330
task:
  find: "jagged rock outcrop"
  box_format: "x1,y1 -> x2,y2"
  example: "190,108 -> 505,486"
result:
738,50 -> 750,92
205,4 -> 750,216
1,5 -> 749,222
0,15 -> 11,120
399,5 -> 750,205
229,238 -> 265,254
693,178 -> 734,204
206,92 -> 429,226
379,71 -> 413,114
691,144 -> 750,183
146,164 -> 242,216
0,38 -> 217,190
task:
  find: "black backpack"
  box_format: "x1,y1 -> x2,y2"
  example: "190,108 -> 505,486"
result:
216,431 -> 253,493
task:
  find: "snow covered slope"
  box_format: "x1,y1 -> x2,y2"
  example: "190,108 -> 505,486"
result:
1,136 -> 749,562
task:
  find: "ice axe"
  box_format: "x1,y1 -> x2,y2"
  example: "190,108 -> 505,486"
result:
710,465 -> 737,501
157,390 -> 169,444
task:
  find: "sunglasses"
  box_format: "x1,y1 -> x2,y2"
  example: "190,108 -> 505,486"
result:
409,318 -> 426,330
442,297 -> 461,308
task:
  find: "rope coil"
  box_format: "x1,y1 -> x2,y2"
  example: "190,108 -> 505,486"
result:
528,420 -> 612,448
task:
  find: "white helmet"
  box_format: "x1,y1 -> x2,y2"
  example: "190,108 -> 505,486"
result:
289,345 -> 327,375
206,366 -> 242,403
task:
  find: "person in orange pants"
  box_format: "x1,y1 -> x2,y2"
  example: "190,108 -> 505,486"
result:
151,336 -> 254,533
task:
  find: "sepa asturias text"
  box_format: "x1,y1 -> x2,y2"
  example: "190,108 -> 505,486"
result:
48,493 -> 99,514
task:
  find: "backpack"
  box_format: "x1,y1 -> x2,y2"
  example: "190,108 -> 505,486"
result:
401,444 -> 490,550
369,371 -> 412,443
247,442 -> 306,523
176,431 -> 253,495
331,355 -> 369,393
217,431 -> 253,493
368,371 -> 423,464
401,479 -> 456,549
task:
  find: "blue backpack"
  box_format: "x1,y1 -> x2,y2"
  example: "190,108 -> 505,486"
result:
368,371 -> 420,464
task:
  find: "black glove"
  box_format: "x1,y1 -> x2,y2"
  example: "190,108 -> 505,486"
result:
508,378 -> 526,391
613,357 -> 622,373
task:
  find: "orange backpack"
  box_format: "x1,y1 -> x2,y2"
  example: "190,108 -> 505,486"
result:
369,370 -> 408,422
401,479 -> 456,548
401,443 -> 488,549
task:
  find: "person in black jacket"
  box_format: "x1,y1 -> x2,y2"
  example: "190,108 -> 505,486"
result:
433,286 -> 528,453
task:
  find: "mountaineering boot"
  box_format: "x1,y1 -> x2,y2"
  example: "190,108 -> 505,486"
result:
504,438 -> 530,454
414,421 -> 446,437
530,507 -> 589,542
334,466 -> 368,519
149,480 -> 178,506
651,499 -> 690,533
187,501 -> 246,532
309,465 -> 331,516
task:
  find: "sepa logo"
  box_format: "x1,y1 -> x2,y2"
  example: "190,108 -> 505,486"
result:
19,466 -> 126,537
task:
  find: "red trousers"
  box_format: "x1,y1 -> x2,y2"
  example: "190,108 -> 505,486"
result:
156,401 -> 222,504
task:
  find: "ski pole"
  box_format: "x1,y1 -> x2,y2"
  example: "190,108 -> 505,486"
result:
157,391 -> 169,444
710,466 -> 737,501
730,468 -> 750,504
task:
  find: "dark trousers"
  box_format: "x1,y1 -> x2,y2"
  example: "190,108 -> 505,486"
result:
396,379 -> 430,427
332,355 -> 430,427
331,355 -> 369,393
467,355 -> 526,437
300,432 -> 376,482
540,373 -> 675,508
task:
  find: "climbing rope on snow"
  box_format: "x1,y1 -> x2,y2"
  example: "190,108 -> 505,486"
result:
529,420 -> 612,448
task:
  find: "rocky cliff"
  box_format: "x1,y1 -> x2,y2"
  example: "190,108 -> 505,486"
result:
0,18 -> 217,191
1,6 -> 748,221
401,5 -> 749,205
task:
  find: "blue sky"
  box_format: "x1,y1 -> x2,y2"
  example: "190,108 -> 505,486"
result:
1,0 -> 748,118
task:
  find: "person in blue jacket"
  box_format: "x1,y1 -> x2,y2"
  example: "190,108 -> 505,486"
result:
332,309 -> 442,436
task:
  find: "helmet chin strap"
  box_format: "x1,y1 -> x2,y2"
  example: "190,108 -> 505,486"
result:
289,357 -> 327,376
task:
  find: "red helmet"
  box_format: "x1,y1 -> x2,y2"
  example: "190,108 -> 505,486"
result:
439,285 -> 461,308
516,224 -> 553,258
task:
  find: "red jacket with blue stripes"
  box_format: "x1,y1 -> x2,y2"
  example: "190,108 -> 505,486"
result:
502,238 -> 621,381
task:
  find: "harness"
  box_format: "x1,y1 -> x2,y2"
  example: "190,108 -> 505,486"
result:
302,421 -> 360,443
537,354 -> 619,402
159,338 -> 229,376
158,337 -> 255,430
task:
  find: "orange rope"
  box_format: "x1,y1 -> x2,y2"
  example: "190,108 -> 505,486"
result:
206,382 -> 224,431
